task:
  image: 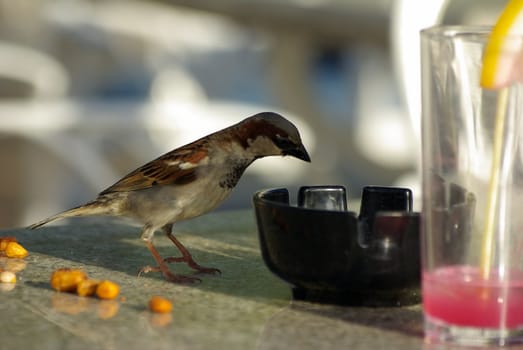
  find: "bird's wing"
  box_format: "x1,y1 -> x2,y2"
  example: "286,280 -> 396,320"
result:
99,141 -> 209,195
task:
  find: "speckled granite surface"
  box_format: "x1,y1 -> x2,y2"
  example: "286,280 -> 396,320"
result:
0,210 -> 426,350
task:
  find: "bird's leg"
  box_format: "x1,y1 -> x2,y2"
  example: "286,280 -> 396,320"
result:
162,224 -> 221,275
138,224 -> 201,283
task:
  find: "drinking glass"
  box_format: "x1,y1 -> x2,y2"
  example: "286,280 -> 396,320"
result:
421,25 -> 523,346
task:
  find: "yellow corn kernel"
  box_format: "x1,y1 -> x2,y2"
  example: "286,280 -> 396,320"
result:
95,280 -> 120,300
76,279 -> 100,297
50,268 -> 88,292
5,242 -> 28,258
0,271 -> 16,283
0,237 -> 17,252
148,295 -> 173,313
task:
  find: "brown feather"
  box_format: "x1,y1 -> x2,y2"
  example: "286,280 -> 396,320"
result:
99,139 -> 209,195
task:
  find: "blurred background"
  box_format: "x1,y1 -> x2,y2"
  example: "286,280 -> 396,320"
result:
0,0 -> 506,228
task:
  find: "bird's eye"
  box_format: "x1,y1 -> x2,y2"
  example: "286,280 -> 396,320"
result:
274,135 -> 295,150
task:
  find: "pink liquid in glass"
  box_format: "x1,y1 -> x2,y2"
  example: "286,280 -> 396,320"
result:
423,266 -> 523,328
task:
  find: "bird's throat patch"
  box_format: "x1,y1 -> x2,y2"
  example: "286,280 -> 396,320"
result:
218,160 -> 252,189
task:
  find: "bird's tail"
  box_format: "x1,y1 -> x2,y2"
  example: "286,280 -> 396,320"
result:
28,201 -> 110,229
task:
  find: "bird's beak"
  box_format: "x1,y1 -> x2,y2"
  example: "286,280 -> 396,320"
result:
284,144 -> 311,162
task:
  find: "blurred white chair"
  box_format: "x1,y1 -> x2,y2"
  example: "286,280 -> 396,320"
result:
0,42 -> 125,188
0,42 -> 122,225
0,41 -> 69,98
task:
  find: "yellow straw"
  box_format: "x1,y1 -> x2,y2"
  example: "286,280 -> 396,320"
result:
480,87 -> 509,279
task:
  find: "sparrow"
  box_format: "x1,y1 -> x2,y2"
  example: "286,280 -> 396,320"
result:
29,112 -> 311,283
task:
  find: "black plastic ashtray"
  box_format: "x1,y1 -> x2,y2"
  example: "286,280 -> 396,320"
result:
253,185 -> 421,306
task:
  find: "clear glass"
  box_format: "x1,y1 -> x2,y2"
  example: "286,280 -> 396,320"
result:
421,26 -> 523,346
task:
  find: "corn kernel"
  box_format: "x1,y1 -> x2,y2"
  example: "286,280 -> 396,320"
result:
0,271 -> 16,283
76,279 -> 100,297
95,280 -> 120,300
0,237 -> 16,251
5,242 -> 28,258
50,268 -> 88,292
148,295 -> 173,313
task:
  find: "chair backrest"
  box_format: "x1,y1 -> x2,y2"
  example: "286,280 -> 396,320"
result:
0,41 -> 69,99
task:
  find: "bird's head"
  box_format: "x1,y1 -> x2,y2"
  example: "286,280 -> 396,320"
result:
233,112 -> 311,162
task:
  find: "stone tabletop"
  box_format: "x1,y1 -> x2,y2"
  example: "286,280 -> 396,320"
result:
0,210 -> 426,350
